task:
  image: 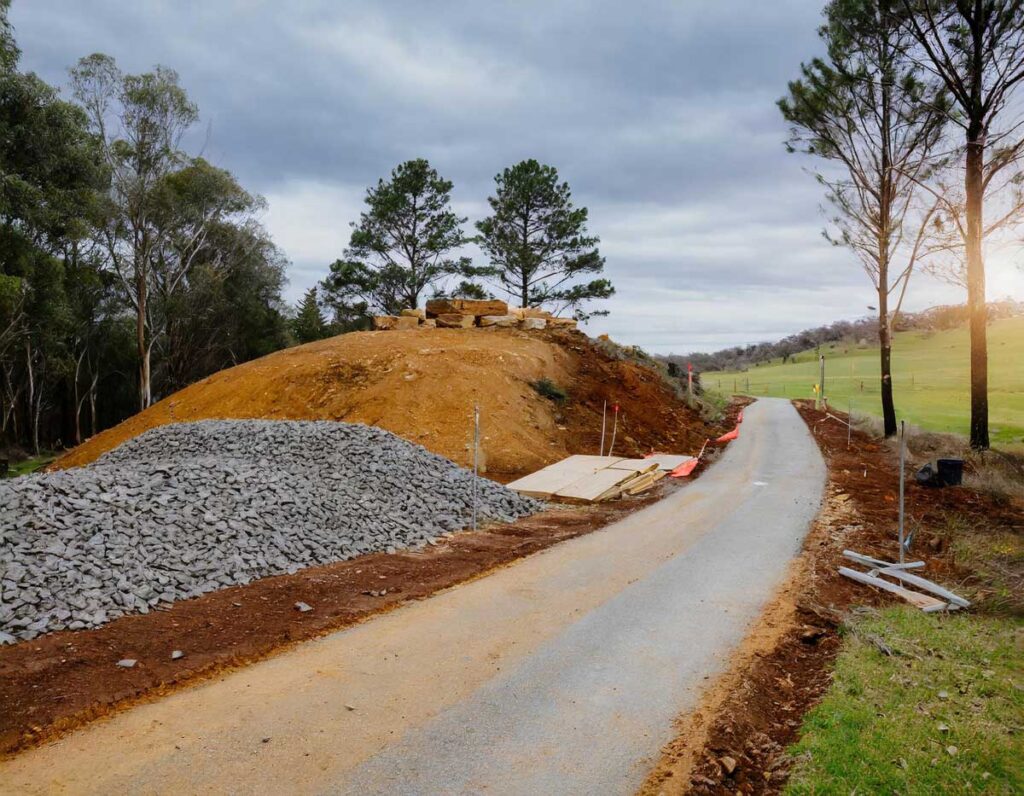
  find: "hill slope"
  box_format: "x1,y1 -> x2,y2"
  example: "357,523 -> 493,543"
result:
56,328 -> 716,478
704,316 -> 1024,445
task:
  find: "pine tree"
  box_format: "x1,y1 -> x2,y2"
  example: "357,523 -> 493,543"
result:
292,287 -> 328,344
476,159 -> 613,320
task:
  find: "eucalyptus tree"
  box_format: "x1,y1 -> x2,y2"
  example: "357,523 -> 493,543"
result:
891,0 -> 1024,449
475,159 -> 612,320
780,0 -> 949,436
70,54 -> 199,409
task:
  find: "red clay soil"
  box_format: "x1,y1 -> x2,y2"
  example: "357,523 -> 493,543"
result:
52,328 -> 721,479
0,482 -> 686,758
644,399 -> 1023,795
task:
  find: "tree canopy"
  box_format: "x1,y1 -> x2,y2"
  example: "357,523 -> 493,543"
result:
321,159 -> 481,319
1,7 -> 290,455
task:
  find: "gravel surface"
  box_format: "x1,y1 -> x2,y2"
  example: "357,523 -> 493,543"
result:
0,420 -> 541,642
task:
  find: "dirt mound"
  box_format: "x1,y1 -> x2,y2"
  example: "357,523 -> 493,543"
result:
55,328 -> 717,478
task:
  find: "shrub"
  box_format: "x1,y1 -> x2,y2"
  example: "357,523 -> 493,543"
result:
530,378 -> 568,403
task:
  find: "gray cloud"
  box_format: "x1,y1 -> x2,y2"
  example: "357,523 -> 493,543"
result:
12,0 -> 1013,353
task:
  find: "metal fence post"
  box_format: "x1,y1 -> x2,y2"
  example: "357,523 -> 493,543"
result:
472,404 -> 480,533
898,420 -> 906,564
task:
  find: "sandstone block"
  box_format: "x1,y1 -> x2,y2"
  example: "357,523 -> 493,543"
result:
394,316 -> 419,330
547,317 -> 578,329
372,316 -> 399,330
400,308 -> 425,319
519,317 -> 547,330
479,315 -> 518,328
421,318 -> 437,328
435,313 -> 475,328
425,298 -> 508,318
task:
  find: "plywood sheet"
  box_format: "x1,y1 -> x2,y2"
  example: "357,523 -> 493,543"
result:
507,455 -> 623,498
554,468 -> 637,502
645,454 -> 691,471
607,459 -> 659,474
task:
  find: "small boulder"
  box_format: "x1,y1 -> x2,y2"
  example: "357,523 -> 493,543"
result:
425,298 -> 508,318
479,315 -> 518,328
520,317 -> 547,331
435,313 -> 475,329
294,601 -> 313,613
394,316 -> 419,330
421,318 -> 437,328
372,316 -> 399,331
400,308 -> 425,320
116,658 -> 137,668
510,307 -> 552,320
547,317 -> 578,329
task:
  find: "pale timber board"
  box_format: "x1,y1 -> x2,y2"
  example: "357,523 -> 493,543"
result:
838,567 -> 948,611
645,454 -> 691,471
507,455 -> 624,498
555,467 -> 638,502
878,567 -> 971,608
607,459 -> 660,474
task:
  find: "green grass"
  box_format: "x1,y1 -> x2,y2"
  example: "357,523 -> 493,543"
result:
2,453 -> 55,478
704,316 -> 1024,445
786,608 -> 1024,795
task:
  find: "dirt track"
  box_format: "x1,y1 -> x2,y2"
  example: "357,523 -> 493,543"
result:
647,400 -> 1024,794
0,398 -> 824,795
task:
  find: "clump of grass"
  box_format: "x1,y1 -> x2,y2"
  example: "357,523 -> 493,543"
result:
786,607 -> 1023,794
941,513 -> 1024,616
530,377 -> 568,404
1,452 -> 56,479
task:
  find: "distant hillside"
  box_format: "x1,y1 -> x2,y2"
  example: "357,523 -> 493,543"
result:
702,316 -> 1024,445
665,300 -> 1024,374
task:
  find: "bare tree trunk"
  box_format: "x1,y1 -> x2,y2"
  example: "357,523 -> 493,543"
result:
32,386 -> 43,456
89,373 -> 98,438
137,269 -> 150,410
72,351 -> 84,445
965,128 -> 989,449
878,287 -> 897,437
24,339 -> 37,453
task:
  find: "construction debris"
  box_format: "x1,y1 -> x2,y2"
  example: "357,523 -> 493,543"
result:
838,550 -> 969,612
0,419 -> 540,642
507,454 -> 667,503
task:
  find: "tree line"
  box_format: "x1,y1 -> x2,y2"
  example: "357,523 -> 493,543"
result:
670,299 -> 1023,375
1,3 -> 290,455
1,0 -> 615,457
779,0 -> 1024,447
294,158 -> 614,343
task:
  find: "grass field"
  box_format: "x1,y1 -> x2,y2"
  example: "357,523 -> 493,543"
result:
786,608 -> 1023,794
704,316 -> 1024,445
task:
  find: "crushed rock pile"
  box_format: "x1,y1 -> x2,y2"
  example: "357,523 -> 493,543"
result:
0,420 -> 541,643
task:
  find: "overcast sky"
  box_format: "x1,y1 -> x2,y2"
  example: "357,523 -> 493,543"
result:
11,1 -> 1024,353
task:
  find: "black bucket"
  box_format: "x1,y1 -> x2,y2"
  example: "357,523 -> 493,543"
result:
937,458 -> 964,486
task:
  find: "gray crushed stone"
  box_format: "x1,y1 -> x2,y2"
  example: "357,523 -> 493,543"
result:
0,419 -> 541,642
